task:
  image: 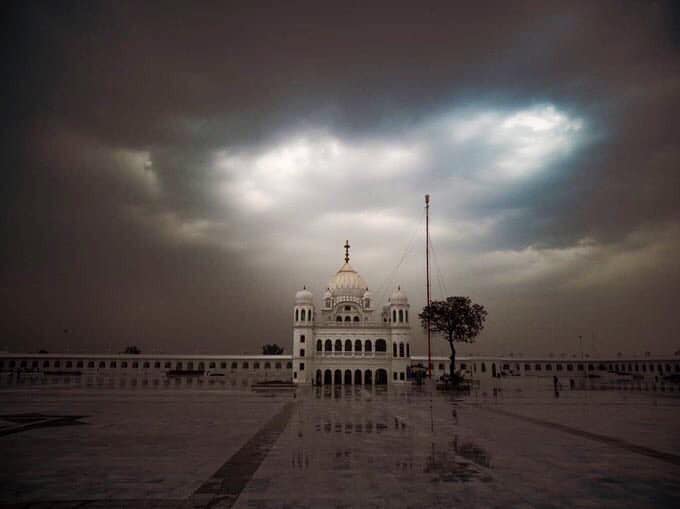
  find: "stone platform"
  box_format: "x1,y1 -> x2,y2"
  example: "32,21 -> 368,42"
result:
0,377 -> 679,508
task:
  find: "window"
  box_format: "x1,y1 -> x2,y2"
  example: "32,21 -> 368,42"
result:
265,362 -> 271,369
535,364 -> 541,371
481,363 -> 486,373
365,340 -> 372,352
399,309 -> 404,322
132,362 -> 139,368
393,310 -> 397,322
294,371 -> 297,378
400,372 -> 405,380
300,349 -> 305,357
275,362 -> 281,369
317,339 -> 322,351
54,360 -> 61,367
345,305 -> 351,311
345,339 -> 352,351
300,362 -> 305,370
120,361 -> 126,368
567,364 -> 573,371
155,361 -> 161,368
577,364 -> 584,371
399,343 -> 404,357
588,364 -> 594,371
461,363 -> 467,370
209,362 -> 216,368
300,335 -> 305,343
198,362 -> 205,370
242,362 -> 249,369
438,363 -> 445,370
143,362 -> 150,368
336,316 -> 342,322
301,309 -> 306,321
525,364 -> 531,371
254,362 -> 260,369
393,344 -> 398,356
344,316 -> 351,322
335,339 -> 342,351
355,339 -> 362,352
353,316 -> 360,322
286,362 -> 292,369
43,360 -> 49,367
165,361 -> 172,368
405,310 -> 408,322
232,362 -> 238,369
295,309 -> 299,321
99,361 -> 106,368
407,344 -> 410,356
394,372 -> 398,380
325,339 -> 332,351
66,361 -> 73,368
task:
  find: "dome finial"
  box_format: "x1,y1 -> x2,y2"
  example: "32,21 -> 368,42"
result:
344,240 -> 351,263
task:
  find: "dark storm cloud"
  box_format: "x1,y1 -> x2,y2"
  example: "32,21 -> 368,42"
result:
2,1 -> 679,356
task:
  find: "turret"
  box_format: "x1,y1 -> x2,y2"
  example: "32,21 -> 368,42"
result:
292,286 -> 314,384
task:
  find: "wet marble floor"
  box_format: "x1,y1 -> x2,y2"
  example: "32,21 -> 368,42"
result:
0,378 -> 679,508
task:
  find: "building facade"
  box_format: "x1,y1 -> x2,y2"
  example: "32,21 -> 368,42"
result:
291,243 -> 412,386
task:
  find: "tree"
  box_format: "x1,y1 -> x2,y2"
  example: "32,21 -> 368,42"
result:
123,345 -> 141,354
419,296 -> 487,380
262,343 -> 284,355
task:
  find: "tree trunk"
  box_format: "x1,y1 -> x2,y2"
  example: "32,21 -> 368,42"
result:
448,340 -> 456,380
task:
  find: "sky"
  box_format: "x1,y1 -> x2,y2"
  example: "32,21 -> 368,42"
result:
2,1 -> 680,357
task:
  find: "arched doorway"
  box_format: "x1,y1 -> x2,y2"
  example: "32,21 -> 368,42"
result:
354,369 -> 362,385
316,369 -> 322,385
376,369 -> 388,385
364,369 -> 373,385
344,369 -> 352,385
324,369 -> 332,385
334,369 -> 342,385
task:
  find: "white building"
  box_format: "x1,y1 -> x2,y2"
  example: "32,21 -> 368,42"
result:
291,242 -> 412,386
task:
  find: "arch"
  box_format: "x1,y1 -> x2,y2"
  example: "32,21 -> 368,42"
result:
334,369 -> 342,385
301,309 -> 306,321
345,339 -> 352,352
344,369 -> 352,385
354,369 -> 362,385
393,343 -> 398,356
295,309 -> 299,321
375,339 -> 386,352
336,316 -> 342,322
344,316 -> 351,322
324,369 -> 332,385
353,316 -> 360,322
399,343 -> 404,357
355,339 -> 362,352
316,339 -> 322,352
364,369 -> 373,385
392,309 -> 397,322
365,340 -> 372,352
316,369 -> 322,385
335,339 -> 343,352
325,339 -> 332,352
398,309 -> 404,322
375,369 -> 388,385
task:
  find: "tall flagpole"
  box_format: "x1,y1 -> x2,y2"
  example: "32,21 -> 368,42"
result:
425,194 -> 432,378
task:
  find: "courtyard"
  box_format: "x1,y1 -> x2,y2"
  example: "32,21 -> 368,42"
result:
1,376 -> 679,508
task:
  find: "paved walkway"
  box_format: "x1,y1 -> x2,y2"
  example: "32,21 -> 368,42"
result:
1,380 -> 679,508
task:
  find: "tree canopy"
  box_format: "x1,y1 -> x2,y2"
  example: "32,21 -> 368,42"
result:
419,296 -> 487,344
262,343 -> 284,355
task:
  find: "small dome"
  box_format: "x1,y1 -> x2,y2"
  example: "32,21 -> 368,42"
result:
295,286 -> 313,304
389,286 -> 408,305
